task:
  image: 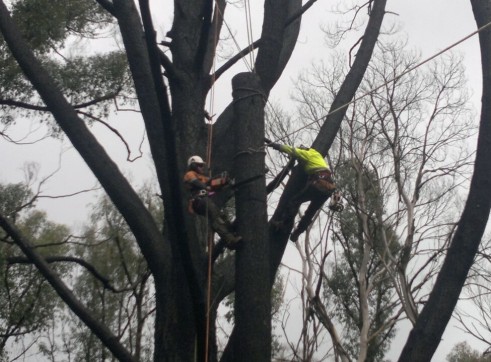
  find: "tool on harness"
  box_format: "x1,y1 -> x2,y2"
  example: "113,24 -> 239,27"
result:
328,190 -> 344,212
310,170 -> 337,193
187,189 -> 212,214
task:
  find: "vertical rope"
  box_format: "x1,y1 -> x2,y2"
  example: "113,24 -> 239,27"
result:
204,2 -> 221,361
203,2 -> 260,359
203,75 -> 213,362
205,230 -> 214,362
244,0 -> 255,67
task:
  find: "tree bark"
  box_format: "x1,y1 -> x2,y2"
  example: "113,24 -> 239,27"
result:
398,1 -> 491,360
232,72 -> 271,362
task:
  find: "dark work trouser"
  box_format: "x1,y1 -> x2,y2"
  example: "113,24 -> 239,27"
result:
290,181 -> 333,237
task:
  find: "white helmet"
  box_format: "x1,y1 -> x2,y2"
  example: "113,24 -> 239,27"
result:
187,155 -> 204,167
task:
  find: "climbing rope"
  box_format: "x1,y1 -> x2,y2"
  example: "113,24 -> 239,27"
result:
203,1 -> 259,360
269,19 -> 491,143
216,4 -> 254,72
204,3 -> 222,361
244,0 -> 255,68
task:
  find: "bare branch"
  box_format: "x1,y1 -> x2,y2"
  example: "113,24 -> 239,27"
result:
0,212 -> 136,362
0,89 -> 122,111
77,110 -> 143,162
7,255 -> 124,293
212,0 -> 313,82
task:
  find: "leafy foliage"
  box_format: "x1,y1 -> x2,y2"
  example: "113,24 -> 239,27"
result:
325,165 -> 399,361
0,182 -> 33,221
1,0 -> 131,129
447,342 -> 491,362
66,188 -> 158,362
10,0 -> 113,52
0,183 -> 70,357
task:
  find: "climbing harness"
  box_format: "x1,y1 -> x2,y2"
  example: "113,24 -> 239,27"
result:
310,170 -> 337,194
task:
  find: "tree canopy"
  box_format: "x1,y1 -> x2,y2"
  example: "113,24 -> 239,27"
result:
0,0 -> 490,361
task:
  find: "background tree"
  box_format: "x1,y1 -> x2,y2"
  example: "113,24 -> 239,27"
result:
454,235 -> 491,356
399,1 -> 491,359
67,189 -> 156,362
268,36 -> 476,361
325,165 -> 398,362
0,183 -> 69,361
1,183 -> 159,362
446,341 -> 491,362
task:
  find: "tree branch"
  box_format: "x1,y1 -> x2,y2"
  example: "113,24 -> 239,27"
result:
112,0 -> 171,203
77,110 -> 143,162
195,0 -> 213,72
212,0 -> 314,83
95,0 -> 116,17
157,48 -> 177,79
398,1 -> 491,359
7,255 -> 124,292
0,213 -> 136,362
0,89 -> 122,111
0,0 -> 168,280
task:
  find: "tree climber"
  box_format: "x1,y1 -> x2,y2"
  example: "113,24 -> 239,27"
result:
266,143 -> 343,242
183,155 -> 242,248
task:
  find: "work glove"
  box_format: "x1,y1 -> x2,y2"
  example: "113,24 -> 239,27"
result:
267,142 -> 281,151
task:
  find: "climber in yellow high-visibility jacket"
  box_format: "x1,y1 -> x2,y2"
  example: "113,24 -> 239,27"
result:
267,142 -> 342,241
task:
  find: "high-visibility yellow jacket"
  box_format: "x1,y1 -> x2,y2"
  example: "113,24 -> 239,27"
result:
279,145 -> 330,175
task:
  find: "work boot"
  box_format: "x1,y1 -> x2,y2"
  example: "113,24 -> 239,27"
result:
213,217 -> 242,249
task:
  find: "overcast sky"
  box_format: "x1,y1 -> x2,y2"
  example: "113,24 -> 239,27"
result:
0,0 -> 487,360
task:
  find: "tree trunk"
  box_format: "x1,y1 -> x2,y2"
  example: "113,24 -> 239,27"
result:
232,72 -> 271,362
398,1 -> 491,360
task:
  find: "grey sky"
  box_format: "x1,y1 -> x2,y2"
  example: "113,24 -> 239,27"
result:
0,0 -> 487,360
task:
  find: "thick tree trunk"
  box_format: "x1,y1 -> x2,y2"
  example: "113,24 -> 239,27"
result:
211,0 -> 302,177
232,72 -> 271,361
137,1 -> 211,359
398,1 -> 491,360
